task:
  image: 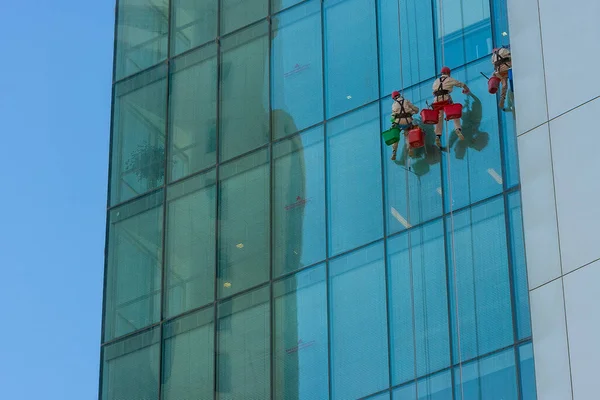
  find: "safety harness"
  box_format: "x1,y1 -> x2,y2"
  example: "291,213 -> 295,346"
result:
394,98 -> 412,119
493,48 -> 512,70
433,76 -> 450,99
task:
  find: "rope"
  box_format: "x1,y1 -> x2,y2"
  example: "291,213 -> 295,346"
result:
438,0 -> 465,398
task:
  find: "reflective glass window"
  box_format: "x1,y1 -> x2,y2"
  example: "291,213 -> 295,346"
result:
162,308 -> 214,400
273,127 -> 326,277
388,220 -> 450,385
378,0 -> 435,95
273,265 -> 329,400
327,104 -> 383,256
165,171 -> 216,317
218,149 -> 270,298
508,192 -> 531,339
329,242 -> 389,399
217,286 -> 270,399
491,0 -> 510,46
393,370 -> 453,399
115,0 -> 168,80
110,65 -> 167,206
272,0 -> 305,13
171,0 -> 217,56
442,61 -> 503,211
519,343 -> 537,400
447,197 -> 513,363
502,105 -> 519,188
272,1 -> 324,139
169,45 -> 218,182
104,192 -> 163,341
219,22 -> 270,162
324,0 -> 378,118
101,328 -> 160,400
221,0 -> 267,35
455,348 -> 517,399
367,392 -> 390,400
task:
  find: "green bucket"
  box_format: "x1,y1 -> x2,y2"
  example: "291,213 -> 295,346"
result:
382,127 -> 400,145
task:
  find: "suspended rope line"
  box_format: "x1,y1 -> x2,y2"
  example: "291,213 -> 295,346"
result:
438,0 -> 466,398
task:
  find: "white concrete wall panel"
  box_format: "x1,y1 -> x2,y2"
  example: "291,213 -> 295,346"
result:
550,97 -> 600,273
538,0 -> 600,118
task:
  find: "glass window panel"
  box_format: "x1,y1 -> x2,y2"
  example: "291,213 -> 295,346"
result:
392,383 -> 415,400
115,0 -> 168,80
272,1 -> 324,139
378,0 -> 435,95
110,65 -> 167,206
508,192 -> 531,339
272,0 -> 305,13
461,0 -> 492,63
455,348 -> 517,399
447,197 -> 513,363
388,220 -> 450,385
218,149 -> 270,298
273,265 -> 329,400
329,242 -> 389,399
165,171 -> 216,317
327,104 -> 383,256
519,343 -> 537,400
367,392 -> 391,400
441,60 -> 503,211
169,45 -> 218,181
104,192 -> 163,341
491,0 -> 510,47
217,286 -> 270,399
382,83 -> 444,236
101,328 -> 160,400
394,370 -> 453,399
162,308 -> 214,400
220,22 -> 270,162
221,0 -> 267,35
324,0 -> 378,118
273,127 -> 326,277
502,101 -> 519,188
171,0 -> 217,56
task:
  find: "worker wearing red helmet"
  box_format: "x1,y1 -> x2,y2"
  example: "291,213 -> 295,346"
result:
491,46 -> 512,110
390,90 -> 420,160
432,66 -> 470,147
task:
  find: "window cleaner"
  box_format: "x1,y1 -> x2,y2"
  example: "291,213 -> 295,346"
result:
421,67 -> 470,147
390,90 -> 420,160
490,46 -> 512,110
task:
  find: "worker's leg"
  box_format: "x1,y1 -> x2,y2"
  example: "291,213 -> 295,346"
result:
434,110 -> 443,147
497,72 -> 509,109
453,118 -> 464,140
391,141 -> 399,160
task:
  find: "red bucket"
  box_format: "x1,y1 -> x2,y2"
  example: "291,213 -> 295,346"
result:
420,109 -> 439,125
488,76 -> 501,94
444,103 -> 463,120
408,127 -> 425,148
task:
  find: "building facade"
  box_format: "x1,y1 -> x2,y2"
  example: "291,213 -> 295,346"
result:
508,0 -> 600,398
100,0 -> 538,399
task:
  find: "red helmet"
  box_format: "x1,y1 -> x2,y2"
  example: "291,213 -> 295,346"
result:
391,90 -> 400,99
441,66 -> 451,75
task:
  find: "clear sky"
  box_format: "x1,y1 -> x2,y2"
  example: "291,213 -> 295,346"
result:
0,1 -> 113,398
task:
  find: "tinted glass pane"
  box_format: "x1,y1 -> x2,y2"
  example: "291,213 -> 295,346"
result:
272,1 -> 324,139
393,370 -> 453,399
508,192 -> 531,339
171,0 -> 217,56
169,45 -> 218,181
115,0 -> 168,80
273,265 -> 329,400
110,65 -> 167,206
272,0 -> 305,13
324,0 -> 378,118
165,171 -> 216,317
388,220 -> 450,385
519,343 -> 537,400
447,197 -> 513,363
219,22 -> 270,161
329,242 -> 389,399
218,149 -> 269,297
502,105 -> 519,188
101,328 -> 160,400
378,0 -> 435,95
162,308 -> 214,400
217,286 -> 270,399
273,127 -> 326,277
327,104 -> 383,256
491,0 -> 510,46
382,83 -> 444,235
442,61 -> 503,211
367,392 -> 391,400
455,348 -> 517,399
104,192 -> 163,341
221,0 -> 267,35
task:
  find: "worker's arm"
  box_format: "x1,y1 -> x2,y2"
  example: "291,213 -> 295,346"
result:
448,77 -> 470,94
404,99 -> 419,114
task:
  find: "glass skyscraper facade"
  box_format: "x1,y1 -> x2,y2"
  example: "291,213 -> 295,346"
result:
100,0 -> 537,398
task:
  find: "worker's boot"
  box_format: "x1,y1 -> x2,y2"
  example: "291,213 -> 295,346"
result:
456,128 -> 464,140
435,136 -> 442,147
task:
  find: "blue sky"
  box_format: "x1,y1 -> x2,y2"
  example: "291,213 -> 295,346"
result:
0,1 -> 113,398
